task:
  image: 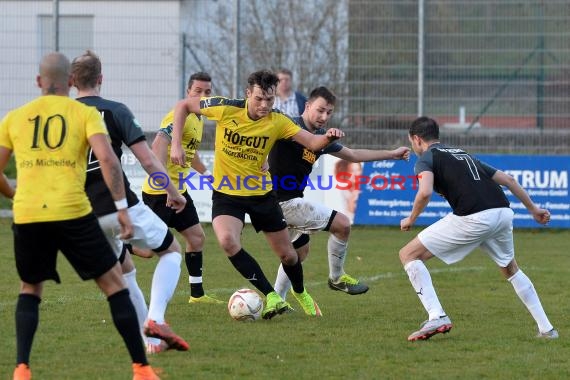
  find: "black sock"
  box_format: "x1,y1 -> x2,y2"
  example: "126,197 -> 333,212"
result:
15,294 -> 41,365
282,258 -> 305,294
185,251 -> 204,297
107,289 -> 147,365
228,249 -> 274,296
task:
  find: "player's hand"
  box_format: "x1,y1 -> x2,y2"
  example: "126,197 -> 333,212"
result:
532,208 -> 551,225
326,128 -> 344,141
261,160 -> 269,173
170,143 -> 186,167
166,192 -> 187,214
393,146 -> 411,161
117,209 -> 134,239
400,217 -> 413,231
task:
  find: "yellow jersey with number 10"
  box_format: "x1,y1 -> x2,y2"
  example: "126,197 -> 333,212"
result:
0,95 -> 108,223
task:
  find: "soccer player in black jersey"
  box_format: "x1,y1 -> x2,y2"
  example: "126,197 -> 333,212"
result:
269,86 -> 410,299
73,50 -> 189,354
400,116 -> 557,341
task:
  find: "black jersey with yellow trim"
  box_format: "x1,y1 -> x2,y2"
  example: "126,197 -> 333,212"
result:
269,116 -> 343,201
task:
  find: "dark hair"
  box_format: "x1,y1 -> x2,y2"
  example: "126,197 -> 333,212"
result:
71,50 -> 101,89
277,68 -> 293,77
308,86 -> 336,106
188,71 -> 211,89
409,116 -> 440,141
247,70 -> 279,92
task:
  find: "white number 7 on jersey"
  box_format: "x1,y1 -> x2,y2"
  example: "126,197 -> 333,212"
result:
452,153 -> 480,180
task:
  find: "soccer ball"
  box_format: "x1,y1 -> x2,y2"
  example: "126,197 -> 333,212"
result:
227,289 -> 263,321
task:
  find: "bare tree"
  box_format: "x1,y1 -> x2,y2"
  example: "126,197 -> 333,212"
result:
184,0 -> 348,124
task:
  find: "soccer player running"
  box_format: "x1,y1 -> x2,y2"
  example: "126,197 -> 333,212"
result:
0,52 -> 159,380
269,86 -> 410,299
170,70 -> 344,318
72,50 -> 189,354
139,72 -> 222,305
400,116 -> 558,341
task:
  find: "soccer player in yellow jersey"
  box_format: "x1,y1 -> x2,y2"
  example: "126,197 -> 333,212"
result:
169,70 -> 344,319
0,52 -> 159,380
140,72 -> 221,305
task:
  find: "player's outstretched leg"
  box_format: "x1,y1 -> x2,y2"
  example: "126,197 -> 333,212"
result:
145,252 -> 189,351
508,268 -> 558,339
327,221 -> 369,295
404,259 -> 451,341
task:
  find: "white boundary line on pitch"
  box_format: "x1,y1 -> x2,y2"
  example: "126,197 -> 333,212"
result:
0,266 -> 486,308
176,265 -> 487,296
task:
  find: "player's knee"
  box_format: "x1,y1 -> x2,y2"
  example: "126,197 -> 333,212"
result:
188,230 -> 206,249
501,259 -> 519,278
330,213 -> 351,240
280,251 -> 298,266
398,247 -> 411,264
217,235 -> 240,255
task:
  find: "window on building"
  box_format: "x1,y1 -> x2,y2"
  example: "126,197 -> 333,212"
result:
39,15 -> 94,58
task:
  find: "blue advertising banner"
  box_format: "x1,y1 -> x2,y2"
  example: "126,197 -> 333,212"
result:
352,155 -> 570,228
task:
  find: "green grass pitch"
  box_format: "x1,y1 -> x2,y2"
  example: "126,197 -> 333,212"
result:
0,219 -> 569,379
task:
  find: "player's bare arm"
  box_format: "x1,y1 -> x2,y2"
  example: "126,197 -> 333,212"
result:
492,169 -> 550,225
0,147 -> 15,199
332,146 -> 411,162
151,131 -> 170,166
293,127 -> 344,152
131,139 -> 186,212
171,97 -> 202,166
190,151 -> 208,175
88,133 -> 133,239
401,170 -> 433,231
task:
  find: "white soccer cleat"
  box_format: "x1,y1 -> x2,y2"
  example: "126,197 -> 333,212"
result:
408,315 -> 452,341
536,328 -> 559,339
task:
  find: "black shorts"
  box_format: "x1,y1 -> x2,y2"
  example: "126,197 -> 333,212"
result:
13,213 -> 118,284
142,191 -> 199,232
212,190 -> 287,233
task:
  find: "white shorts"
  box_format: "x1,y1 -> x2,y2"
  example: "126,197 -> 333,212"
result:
279,198 -> 335,242
97,201 -> 169,257
418,208 -> 515,267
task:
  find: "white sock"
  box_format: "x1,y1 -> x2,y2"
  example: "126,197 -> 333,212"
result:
122,269 -> 147,335
147,252 -> 182,324
123,269 -> 160,345
328,234 -> 348,281
274,264 -> 291,300
508,269 -> 553,333
404,260 -> 446,320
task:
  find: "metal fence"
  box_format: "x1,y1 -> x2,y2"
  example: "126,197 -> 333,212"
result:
347,0 -> 570,153
1,0 -> 569,153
